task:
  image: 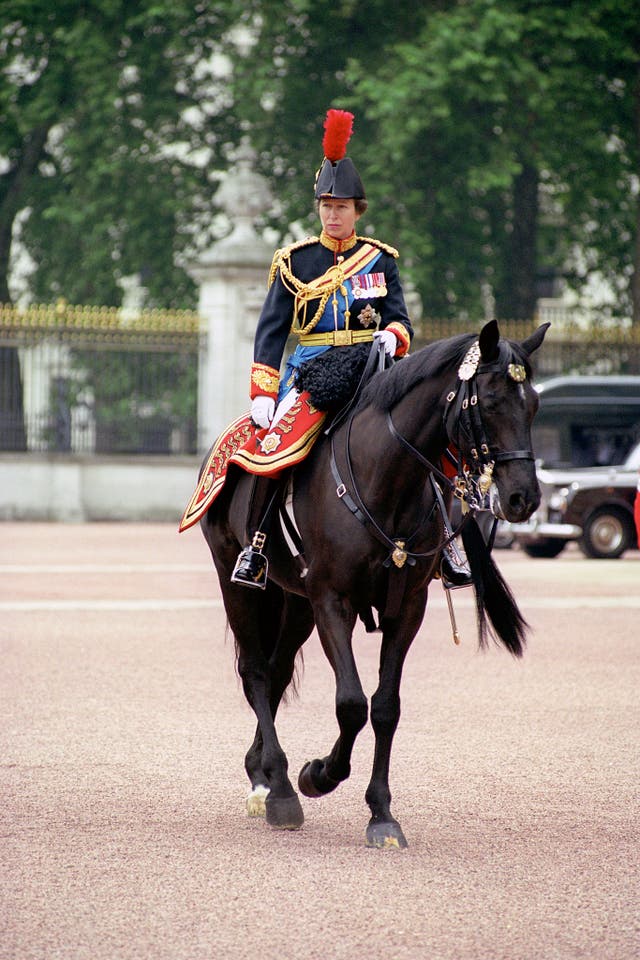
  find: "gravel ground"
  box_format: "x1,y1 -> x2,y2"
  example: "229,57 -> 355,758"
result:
1,523 -> 638,960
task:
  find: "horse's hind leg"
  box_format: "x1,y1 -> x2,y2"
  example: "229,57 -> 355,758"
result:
245,592 -> 315,818
202,500 -> 309,830
298,592 -> 368,798
222,586 -> 304,830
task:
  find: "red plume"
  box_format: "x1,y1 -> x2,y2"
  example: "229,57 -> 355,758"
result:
322,109 -> 354,162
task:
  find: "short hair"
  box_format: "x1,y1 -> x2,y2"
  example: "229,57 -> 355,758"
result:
314,198 -> 369,216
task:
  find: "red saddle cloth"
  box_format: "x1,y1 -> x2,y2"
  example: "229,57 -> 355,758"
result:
179,391 -> 326,532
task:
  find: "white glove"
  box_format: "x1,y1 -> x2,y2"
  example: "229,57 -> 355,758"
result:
373,329 -> 398,357
251,395 -> 275,429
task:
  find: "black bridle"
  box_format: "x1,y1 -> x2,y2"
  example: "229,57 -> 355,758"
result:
443,343 -> 535,475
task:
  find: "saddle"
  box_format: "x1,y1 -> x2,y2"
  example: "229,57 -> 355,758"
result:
179,342 -> 388,532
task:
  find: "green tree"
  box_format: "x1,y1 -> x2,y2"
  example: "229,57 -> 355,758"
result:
356,0 -> 639,323
2,0 -> 639,322
0,0 -> 242,308
0,0 -> 241,448
228,0 -> 640,323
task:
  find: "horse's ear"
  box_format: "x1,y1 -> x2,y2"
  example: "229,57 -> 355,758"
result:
521,322 -> 550,356
479,319 -> 500,362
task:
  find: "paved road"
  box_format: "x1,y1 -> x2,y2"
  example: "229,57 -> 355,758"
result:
1,523 -> 638,960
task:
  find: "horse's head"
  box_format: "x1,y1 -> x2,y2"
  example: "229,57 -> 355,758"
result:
446,319 -> 549,523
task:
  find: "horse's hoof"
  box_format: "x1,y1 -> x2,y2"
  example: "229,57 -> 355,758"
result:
265,793 -> 304,830
246,784 -> 270,818
365,820 -> 408,850
298,759 -> 340,798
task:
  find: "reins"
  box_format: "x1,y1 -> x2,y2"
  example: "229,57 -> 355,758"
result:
329,413 -> 455,568
329,337 -> 533,568
328,343 -> 467,567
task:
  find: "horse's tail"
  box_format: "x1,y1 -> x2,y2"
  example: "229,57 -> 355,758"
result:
460,516 -> 528,657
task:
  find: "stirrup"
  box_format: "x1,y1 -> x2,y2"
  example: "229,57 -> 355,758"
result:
231,532 -> 268,589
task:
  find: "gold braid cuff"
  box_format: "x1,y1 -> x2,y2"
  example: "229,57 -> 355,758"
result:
250,362 -> 280,400
386,322 -> 411,357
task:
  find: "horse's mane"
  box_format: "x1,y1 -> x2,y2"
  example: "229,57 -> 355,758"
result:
357,333 -> 475,412
357,331 -> 533,413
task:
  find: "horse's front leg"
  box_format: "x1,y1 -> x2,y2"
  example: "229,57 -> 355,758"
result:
298,592 -> 368,798
365,594 -> 427,849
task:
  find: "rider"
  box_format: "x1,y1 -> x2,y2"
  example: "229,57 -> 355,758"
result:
232,108 -> 469,589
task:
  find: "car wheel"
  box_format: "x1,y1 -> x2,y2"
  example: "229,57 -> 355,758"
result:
522,540 -> 567,558
579,507 -> 633,559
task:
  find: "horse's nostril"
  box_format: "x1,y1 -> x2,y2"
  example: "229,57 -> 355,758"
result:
508,492 -> 534,520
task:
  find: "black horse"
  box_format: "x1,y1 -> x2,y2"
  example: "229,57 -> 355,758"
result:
201,319 -> 549,848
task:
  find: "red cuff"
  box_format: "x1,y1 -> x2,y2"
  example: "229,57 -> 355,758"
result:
250,363 -> 279,400
386,322 -> 411,357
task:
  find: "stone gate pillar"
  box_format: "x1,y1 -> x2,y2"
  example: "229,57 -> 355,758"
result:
188,139 -> 274,453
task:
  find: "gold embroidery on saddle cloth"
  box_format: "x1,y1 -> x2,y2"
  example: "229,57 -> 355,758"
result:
179,416 -> 254,531
271,397 -> 304,437
213,424 -> 254,479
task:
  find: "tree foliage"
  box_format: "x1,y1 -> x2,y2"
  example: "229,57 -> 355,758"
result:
1,0 -> 639,321
229,0 -> 640,322
0,0 -> 242,307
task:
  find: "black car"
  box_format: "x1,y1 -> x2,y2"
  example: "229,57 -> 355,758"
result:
508,440 -> 640,559
503,375 -> 640,559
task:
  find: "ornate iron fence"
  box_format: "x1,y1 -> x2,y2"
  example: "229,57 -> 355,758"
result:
412,316 -> 640,379
0,303 -> 201,454
1,303 -> 638,455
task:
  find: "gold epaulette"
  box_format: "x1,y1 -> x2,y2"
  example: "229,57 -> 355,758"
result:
268,236 -> 319,286
356,235 -> 399,259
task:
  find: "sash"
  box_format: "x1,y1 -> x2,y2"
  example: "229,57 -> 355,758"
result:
299,243 -> 382,301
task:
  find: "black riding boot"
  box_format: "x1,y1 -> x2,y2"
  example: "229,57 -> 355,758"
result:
431,476 -> 473,588
440,539 -> 473,588
231,477 -> 281,589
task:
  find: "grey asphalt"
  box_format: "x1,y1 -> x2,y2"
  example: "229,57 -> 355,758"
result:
1,523 -> 638,960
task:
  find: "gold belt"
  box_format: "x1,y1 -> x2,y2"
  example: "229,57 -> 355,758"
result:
297,329 -> 375,347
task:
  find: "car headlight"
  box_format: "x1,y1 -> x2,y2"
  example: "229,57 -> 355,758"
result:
548,487 -> 569,512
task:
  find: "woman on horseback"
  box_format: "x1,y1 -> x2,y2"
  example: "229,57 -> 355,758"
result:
232,108 -> 468,589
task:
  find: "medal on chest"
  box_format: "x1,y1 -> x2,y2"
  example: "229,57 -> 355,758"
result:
351,272 -> 387,299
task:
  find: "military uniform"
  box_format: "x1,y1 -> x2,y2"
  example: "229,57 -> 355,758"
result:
250,230 -> 412,408
232,106 -> 416,588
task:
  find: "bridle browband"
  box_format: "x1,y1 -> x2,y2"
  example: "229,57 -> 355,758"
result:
329,338 -> 534,567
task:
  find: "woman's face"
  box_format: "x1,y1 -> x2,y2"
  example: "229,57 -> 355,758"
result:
318,198 -> 360,240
